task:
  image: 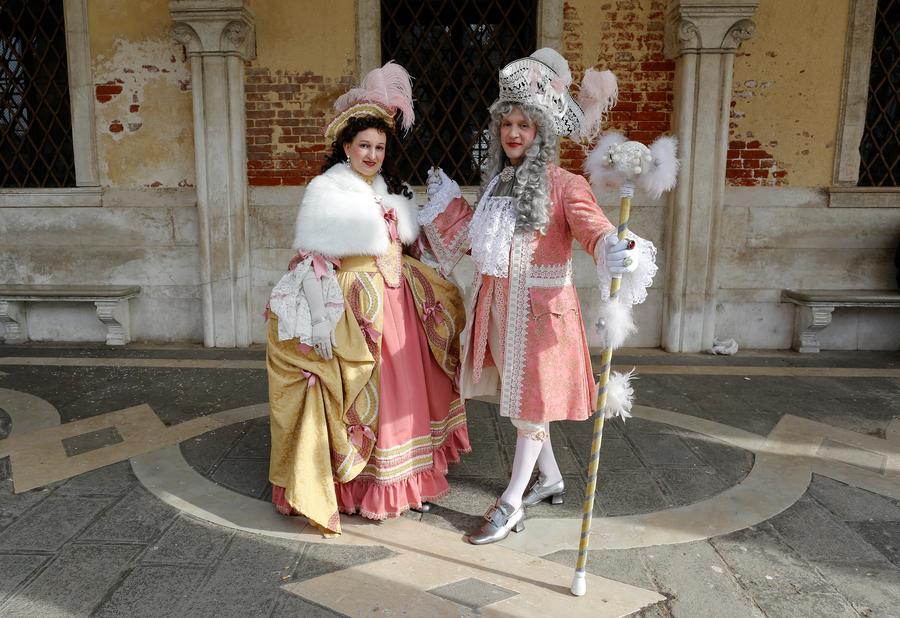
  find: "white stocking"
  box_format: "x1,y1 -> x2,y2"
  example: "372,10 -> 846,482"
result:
536,437 -> 563,486
500,436 -> 544,510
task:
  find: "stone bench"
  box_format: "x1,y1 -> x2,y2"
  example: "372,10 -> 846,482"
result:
0,285 -> 141,346
781,289 -> 900,353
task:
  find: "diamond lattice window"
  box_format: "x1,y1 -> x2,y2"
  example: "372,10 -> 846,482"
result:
858,0 -> 899,186
1,0 -> 75,188
381,0 -> 537,186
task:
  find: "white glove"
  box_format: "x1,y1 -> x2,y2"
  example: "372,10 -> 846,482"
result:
302,269 -> 337,360
426,167 -> 451,199
604,233 -> 640,275
310,319 -> 337,360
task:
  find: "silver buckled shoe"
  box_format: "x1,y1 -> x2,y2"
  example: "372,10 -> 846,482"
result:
464,499 -> 525,545
522,477 -> 566,507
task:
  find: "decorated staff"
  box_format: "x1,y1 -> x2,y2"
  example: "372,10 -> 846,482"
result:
570,133 -> 679,596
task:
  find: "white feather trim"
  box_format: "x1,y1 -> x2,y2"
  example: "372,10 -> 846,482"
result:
602,369 -> 635,420
595,297 -> 636,350
292,164 -> 419,257
584,131 -> 626,191
637,136 -> 679,199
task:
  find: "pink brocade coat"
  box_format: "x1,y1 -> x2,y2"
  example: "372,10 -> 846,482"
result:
422,164 -> 615,422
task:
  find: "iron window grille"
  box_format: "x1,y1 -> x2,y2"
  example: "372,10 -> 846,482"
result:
858,0 -> 899,186
381,0 -> 537,186
1,0 -> 75,188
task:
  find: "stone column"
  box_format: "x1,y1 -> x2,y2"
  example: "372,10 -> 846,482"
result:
170,0 -> 255,347
661,0 -> 758,352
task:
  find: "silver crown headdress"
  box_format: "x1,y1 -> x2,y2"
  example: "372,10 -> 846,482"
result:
497,48 -> 618,143
497,48 -> 583,138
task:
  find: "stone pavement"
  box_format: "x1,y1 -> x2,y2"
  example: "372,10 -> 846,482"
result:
0,345 -> 899,617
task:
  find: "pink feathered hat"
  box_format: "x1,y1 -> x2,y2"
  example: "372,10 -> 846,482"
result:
324,61 -> 415,143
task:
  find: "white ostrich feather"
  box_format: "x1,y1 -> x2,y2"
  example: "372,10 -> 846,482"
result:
595,297 -> 636,350
602,370 -> 636,420
636,136 -> 679,199
584,131 -> 626,191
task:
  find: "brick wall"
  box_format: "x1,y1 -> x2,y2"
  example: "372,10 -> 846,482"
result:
246,3 -> 678,186
561,1 -> 675,174
245,67 -> 352,186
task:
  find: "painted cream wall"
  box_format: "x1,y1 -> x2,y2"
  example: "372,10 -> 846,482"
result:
89,0 -> 195,188
731,0 -> 850,187
253,0 -> 355,76
715,0 -> 900,351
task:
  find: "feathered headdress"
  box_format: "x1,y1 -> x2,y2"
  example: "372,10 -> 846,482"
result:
496,48 -> 618,144
324,61 -> 415,143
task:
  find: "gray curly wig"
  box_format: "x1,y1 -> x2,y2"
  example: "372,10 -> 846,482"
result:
481,101 -> 559,234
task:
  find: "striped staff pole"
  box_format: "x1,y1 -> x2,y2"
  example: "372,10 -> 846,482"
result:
571,179 -> 634,597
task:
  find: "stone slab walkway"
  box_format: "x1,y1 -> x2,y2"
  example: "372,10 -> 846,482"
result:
0,345 -> 898,617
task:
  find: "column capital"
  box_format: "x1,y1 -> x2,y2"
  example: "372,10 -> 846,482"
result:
664,0 -> 758,58
169,0 -> 255,59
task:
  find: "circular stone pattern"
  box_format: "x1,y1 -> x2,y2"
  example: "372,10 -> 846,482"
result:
180,411 -> 753,522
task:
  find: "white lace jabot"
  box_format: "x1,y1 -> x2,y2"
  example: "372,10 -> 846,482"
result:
469,175 -> 516,278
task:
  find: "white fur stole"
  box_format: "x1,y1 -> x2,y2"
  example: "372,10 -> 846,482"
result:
292,164 -> 419,257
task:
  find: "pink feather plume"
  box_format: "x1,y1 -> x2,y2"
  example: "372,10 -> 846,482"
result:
333,61 -> 415,133
578,69 -> 618,144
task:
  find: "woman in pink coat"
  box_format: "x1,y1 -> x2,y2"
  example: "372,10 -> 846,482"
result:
419,49 -> 657,544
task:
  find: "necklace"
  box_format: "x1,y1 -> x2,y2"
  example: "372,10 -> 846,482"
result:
499,165 -> 516,182
349,165 -> 376,185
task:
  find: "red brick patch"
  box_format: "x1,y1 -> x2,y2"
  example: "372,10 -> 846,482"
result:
562,1 -> 674,175
244,65 -> 352,186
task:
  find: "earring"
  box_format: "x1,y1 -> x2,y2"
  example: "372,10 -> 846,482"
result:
343,160 -> 350,167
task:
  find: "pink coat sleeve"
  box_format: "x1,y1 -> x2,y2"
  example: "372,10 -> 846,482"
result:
563,173 -> 615,258
421,196 -> 473,276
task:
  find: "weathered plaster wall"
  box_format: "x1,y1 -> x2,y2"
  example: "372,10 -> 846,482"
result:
1,192 -> 202,342
728,0 -> 849,187
89,0 -> 195,188
564,0 -> 673,168
0,1 -> 202,344
245,0 -> 355,186
714,188 -> 900,349
715,0 -> 900,350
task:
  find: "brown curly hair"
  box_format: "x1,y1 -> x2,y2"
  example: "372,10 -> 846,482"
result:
322,115 -> 412,199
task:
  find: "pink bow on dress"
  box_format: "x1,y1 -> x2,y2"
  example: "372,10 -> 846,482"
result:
348,423 -> 376,448
289,251 -> 342,280
422,300 -> 445,324
359,316 -> 381,343
301,369 -> 317,388
382,207 -> 399,243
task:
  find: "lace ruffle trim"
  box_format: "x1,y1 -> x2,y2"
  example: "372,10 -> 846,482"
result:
469,194 -> 516,278
417,176 -> 462,225
268,255 -> 345,343
595,230 -> 658,306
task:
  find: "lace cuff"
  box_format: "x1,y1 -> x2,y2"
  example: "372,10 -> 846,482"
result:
415,237 -> 442,272
268,254 -> 345,343
418,175 -> 462,225
595,230 -> 658,306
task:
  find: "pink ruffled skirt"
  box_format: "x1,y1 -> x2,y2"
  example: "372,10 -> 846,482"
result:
273,278 -> 469,520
